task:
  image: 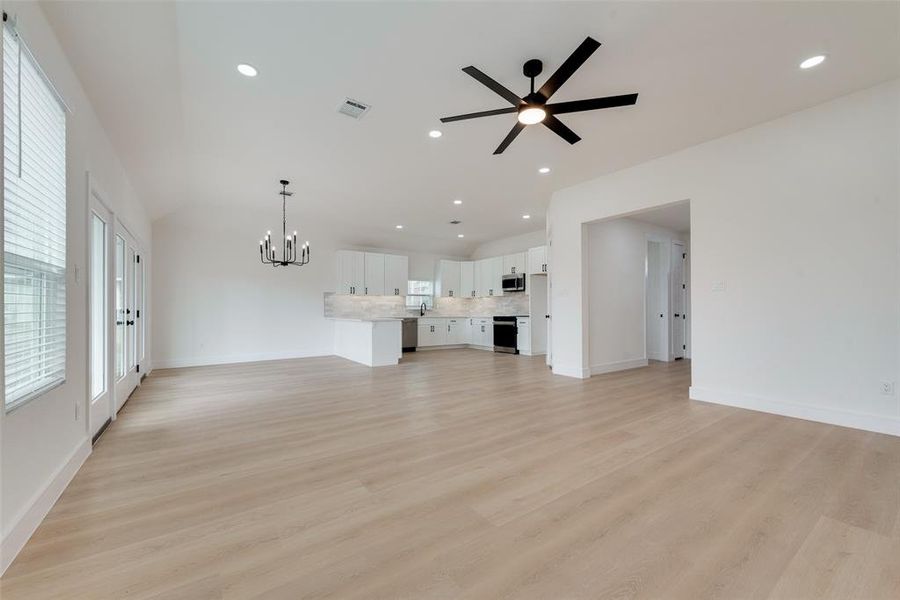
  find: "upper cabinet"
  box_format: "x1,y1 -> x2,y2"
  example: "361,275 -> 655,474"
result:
335,250 -> 407,295
502,252 -> 526,275
484,256 -> 503,297
459,261 -> 475,298
528,245 -> 548,275
437,259 -> 461,298
384,254 -> 408,296
364,253 -> 385,296
336,250 -> 365,295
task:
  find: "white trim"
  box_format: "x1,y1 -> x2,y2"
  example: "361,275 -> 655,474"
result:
0,438 -> 90,575
590,358 -> 649,376
153,351 -> 333,370
553,363 -> 591,379
689,386 -> 900,438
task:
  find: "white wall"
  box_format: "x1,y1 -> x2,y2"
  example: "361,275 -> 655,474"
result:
0,2 -> 152,573
548,80 -> 900,436
470,229 -> 545,259
151,206 -> 466,369
587,218 -> 687,374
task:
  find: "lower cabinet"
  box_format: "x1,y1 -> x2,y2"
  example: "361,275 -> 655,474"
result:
517,317 -> 531,355
418,320 -> 448,347
447,318 -> 469,345
470,318 -> 493,347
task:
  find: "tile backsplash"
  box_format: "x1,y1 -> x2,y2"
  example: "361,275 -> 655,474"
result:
324,292 -> 530,319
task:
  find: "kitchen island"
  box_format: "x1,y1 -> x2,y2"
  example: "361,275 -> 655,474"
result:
331,318 -> 402,367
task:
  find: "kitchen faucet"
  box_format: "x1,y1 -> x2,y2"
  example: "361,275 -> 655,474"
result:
420,302 -> 427,316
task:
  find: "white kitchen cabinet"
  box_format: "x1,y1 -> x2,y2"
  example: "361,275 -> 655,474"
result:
516,317 -> 531,355
436,260 -> 461,298
384,254 -> 408,296
418,318 -> 448,347
470,318 -> 493,347
502,252 -> 526,276
487,256 -> 504,296
473,259 -> 486,297
459,261 -> 475,298
364,253 -> 385,295
336,250 -> 365,295
528,245 -> 548,275
447,318 -> 468,344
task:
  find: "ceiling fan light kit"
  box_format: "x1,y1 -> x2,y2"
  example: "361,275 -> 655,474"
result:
441,36 -> 639,154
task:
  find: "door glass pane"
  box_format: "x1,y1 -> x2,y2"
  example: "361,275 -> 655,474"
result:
127,247 -> 135,370
115,235 -> 125,378
138,258 -> 145,363
90,215 -> 106,399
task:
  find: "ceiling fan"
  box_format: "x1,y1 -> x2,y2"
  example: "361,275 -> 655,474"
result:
440,36 -> 638,154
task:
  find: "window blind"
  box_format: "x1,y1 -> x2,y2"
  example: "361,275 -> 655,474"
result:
3,23 -> 67,410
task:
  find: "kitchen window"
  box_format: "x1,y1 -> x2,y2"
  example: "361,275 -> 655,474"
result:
3,21 -> 68,410
405,280 -> 433,309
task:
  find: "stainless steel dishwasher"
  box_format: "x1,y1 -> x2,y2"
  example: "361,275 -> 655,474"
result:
401,318 -> 418,352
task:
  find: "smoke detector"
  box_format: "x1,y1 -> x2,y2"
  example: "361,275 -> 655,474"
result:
337,97 -> 371,119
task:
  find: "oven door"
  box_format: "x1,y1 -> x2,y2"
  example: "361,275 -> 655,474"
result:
493,320 -> 518,353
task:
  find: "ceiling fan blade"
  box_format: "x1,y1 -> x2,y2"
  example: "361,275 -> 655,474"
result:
547,93 -> 638,115
440,106 -> 518,123
462,66 -> 523,106
542,115 -> 581,145
537,36 -> 601,101
493,122 -> 526,155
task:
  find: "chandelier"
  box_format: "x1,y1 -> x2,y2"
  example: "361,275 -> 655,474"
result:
259,180 -> 310,267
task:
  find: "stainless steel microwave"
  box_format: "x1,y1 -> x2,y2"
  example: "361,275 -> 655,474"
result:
501,274 -> 525,292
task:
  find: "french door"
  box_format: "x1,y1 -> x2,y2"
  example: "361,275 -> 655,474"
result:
114,225 -> 141,410
671,241 -> 686,360
89,197 -> 113,438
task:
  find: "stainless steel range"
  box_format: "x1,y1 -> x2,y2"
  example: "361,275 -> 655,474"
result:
492,316 -> 518,354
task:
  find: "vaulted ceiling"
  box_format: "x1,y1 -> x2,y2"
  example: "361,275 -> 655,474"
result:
41,1 -> 900,254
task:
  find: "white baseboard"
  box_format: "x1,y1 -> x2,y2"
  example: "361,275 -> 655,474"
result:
590,358 -> 649,376
1,438 -> 91,575
154,351 -> 331,370
689,386 -> 900,437
553,363 -> 591,379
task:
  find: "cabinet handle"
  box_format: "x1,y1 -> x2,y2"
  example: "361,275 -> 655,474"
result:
449,290 -> 453,297
365,287 -> 368,295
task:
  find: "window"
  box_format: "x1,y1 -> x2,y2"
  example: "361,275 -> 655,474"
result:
3,24 -> 68,410
405,280 -> 433,310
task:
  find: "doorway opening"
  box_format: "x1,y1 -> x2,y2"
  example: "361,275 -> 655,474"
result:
586,200 -> 691,377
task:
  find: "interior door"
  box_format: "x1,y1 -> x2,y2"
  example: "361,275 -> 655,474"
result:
89,200 -> 112,437
114,227 -> 139,410
671,242 -> 686,359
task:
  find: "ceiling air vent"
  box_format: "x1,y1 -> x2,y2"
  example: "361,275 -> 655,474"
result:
337,97 -> 371,119
449,220 -> 462,225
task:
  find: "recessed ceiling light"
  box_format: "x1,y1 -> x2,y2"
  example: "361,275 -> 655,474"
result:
458,234 -> 465,238
800,55 -> 826,70
395,225 -> 403,229
453,199 -> 462,205
237,63 -> 258,77
538,167 -> 551,174
522,214 -> 531,219
429,130 -> 443,138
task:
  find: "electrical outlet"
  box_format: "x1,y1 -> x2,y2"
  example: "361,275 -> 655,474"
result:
880,381 -> 894,395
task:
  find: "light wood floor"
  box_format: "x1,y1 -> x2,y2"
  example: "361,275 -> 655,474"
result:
2,351 -> 899,599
